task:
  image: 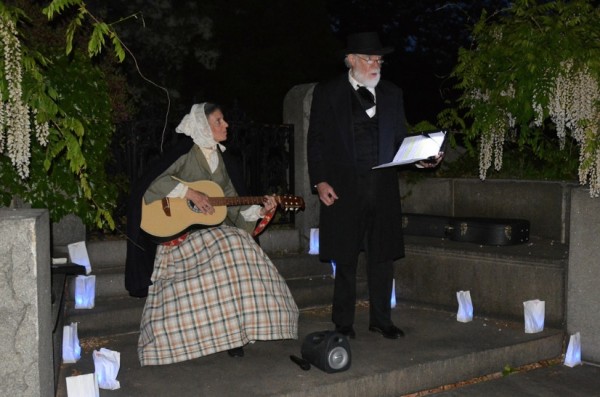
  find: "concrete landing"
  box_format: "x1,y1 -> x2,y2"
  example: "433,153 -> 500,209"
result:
434,364 -> 600,397
56,302 -> 565,397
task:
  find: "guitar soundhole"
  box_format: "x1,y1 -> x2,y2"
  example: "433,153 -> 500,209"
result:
187,200 -> 202,214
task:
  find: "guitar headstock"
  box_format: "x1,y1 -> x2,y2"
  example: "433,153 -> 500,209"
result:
276,195 -> 305,212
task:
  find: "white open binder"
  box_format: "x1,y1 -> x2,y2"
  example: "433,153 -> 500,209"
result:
373,130 -> 447,169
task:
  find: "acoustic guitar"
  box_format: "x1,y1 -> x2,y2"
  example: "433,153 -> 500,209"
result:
140,179 -> 305,238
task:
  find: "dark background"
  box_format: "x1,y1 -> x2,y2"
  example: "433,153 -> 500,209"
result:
93,0 -> 512,128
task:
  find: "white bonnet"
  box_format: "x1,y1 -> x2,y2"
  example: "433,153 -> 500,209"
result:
175,103 -> 221,149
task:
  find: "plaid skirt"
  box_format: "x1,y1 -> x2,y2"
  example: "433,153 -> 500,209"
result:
138,225 -> 299,366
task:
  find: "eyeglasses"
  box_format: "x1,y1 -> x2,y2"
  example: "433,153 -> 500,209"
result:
354,55 -> 384,65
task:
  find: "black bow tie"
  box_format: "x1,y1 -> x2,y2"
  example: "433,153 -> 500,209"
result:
356,86 -> 375,108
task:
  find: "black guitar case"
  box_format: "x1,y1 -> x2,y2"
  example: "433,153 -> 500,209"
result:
446,217 -> 530,246
402,213 -> 451,238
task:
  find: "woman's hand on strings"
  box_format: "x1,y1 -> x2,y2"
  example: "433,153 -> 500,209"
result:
186,188 -> 215,215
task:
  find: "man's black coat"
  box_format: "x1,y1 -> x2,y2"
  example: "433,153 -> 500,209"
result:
307,74 -> 408,264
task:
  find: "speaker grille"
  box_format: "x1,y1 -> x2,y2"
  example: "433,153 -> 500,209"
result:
327,346 -> 350,370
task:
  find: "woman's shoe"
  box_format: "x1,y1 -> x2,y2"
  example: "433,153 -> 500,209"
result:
227,347 -> 244,357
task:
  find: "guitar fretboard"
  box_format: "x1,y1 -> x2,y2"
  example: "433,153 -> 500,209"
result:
208,196 -> 266,207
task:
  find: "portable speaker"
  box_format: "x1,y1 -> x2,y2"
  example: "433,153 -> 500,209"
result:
300,331 -> 351,373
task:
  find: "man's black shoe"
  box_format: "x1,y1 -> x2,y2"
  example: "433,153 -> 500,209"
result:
368,324 -> 405,339
227,347 -> 244,357
335,325 -> 356,339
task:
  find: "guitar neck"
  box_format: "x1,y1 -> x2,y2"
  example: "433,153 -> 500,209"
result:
208,196 -> 267,207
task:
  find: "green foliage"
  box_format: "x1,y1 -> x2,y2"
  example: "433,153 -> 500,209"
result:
64,7 -> 84,55
1,0 -> 130,229
438,0 -> 600,189
41,0 -> 82,19
502,364 -> 515,377
411,120 -> 439,133
43,0 -> 126,62
0,54 -> 118,228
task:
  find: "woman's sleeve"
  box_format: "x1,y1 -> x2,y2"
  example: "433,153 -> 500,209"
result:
143,154 -> 188,204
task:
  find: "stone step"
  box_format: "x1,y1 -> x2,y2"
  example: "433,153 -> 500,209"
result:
55,227 -> 305,272
65,276 -> 368,337
65,295 -> 145,338
60,231 -> 356,338
59,228 -> 314,300
52,239 -> 127,272
271,253 -> 333,279
64,252 -> 332,301
288,275 -> 361,309
66,265 -> 126,300
55,303 -> 565,397
400,235 -> 568,326
257,227 -> 304,256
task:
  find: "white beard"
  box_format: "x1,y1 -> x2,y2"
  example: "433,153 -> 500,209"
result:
353,68 -> 381,88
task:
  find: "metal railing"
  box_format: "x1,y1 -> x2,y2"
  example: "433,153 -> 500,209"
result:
226,121 -> 295,225
115,119 -> 295,226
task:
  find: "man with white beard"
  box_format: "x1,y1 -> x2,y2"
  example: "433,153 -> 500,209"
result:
307,31 -> 441,341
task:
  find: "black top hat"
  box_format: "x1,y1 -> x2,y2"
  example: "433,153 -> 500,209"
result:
343,32 -> 394,56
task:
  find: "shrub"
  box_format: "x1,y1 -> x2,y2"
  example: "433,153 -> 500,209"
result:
439,0 -> 600,195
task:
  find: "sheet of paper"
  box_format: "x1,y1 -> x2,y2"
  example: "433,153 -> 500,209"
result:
68,241 -> 92,275
373,131 -> 446,169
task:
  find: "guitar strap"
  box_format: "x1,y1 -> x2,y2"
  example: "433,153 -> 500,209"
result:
252,207 -> 276,237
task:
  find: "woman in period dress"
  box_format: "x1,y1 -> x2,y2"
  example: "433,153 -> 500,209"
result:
137,103 -> 298,365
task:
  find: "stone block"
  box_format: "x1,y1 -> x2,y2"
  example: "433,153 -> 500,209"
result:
400,178 -> 453,215
567,188 -> 600,364
51,213 -> 86,247
396,237 -> 567,327
453,179 -> 572,242
284,83 -> 318,253
400,178 -> 574,243
0,209 -> 54,397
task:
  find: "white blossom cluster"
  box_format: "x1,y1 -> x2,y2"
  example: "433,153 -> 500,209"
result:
547,60 -> 600,196
470,88 -> 490,103
472,60 -> 600,195
500,84 -> 517,129
479,116 -> 507,180
532,92 -> 544,128
32,107 -> 49,146
1,17 -> 49,179
500,83 -> 515,99
469,87 -> 513,180
491,26 -> 503,42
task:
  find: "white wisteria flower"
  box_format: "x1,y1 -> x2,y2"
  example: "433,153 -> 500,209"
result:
1,16 -> 49,179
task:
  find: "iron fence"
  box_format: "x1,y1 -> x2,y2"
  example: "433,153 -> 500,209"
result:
115,119 -> 295,227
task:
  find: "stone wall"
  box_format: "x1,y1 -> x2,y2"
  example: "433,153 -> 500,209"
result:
0,209 -> 54,397
567,188 -> 600,363
283,83 -> 318,254
400,178 -> 576,243
397,238 -> 567,326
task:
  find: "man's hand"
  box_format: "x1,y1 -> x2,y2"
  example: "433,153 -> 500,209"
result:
185,188 -> 215,215
316,182 -> 338,206
416,151 -> 445,169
